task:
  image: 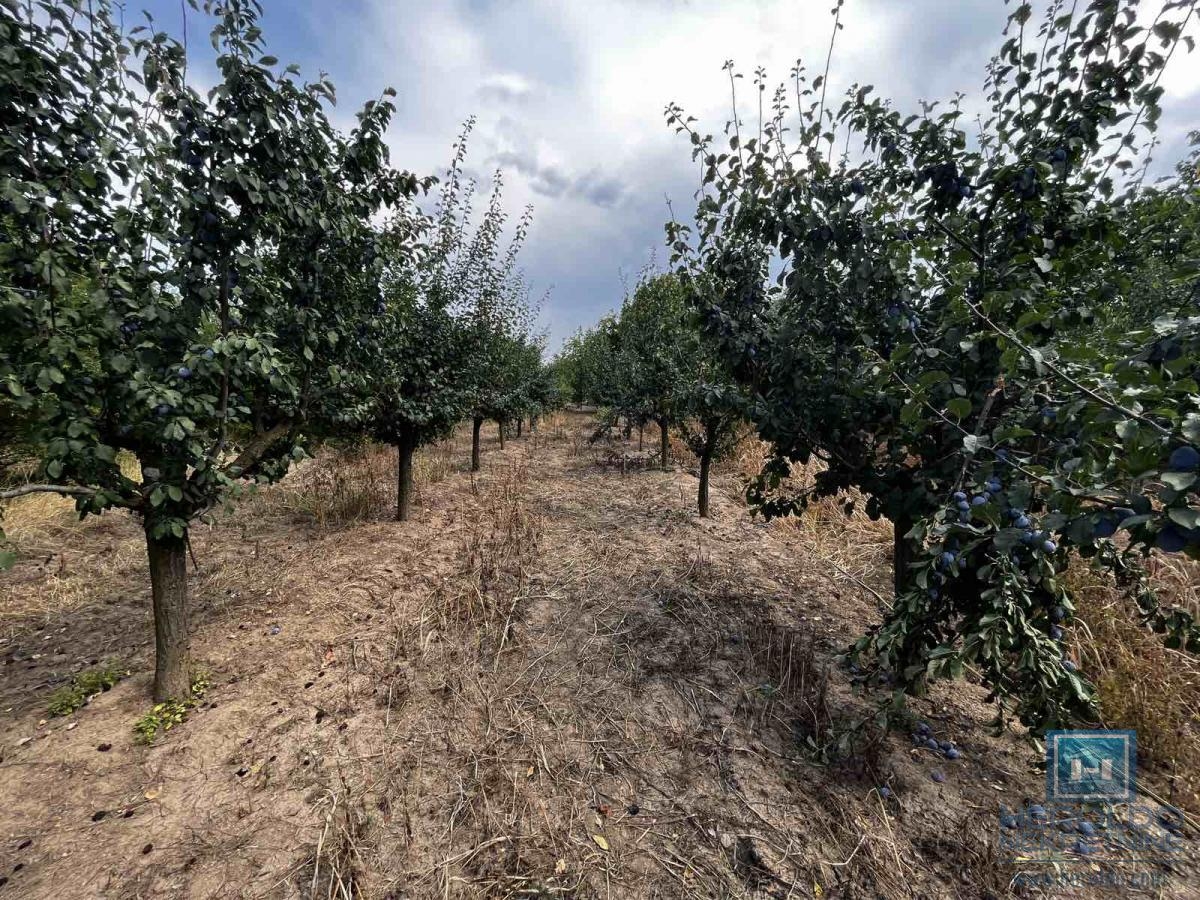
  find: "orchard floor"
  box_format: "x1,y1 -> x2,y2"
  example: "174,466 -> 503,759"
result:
1,412 -> 1196,899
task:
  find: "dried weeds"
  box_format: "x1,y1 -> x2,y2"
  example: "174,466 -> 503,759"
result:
1,414 -> 1197,899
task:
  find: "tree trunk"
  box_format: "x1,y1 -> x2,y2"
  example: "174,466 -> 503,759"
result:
516,418 -> 523,438
146,528 -> 191,702
659,417 -> 670,471
698,440 -> 715,517
395,430 -> 416,522
638,424 -> 644,451
498,419 -> 506,450
893,513 -> 914,598
623,417 -> 633,440
471,416 -> 483,471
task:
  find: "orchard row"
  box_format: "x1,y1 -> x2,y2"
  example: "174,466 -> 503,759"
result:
569,0 -> 1200,735
0,1 -> 553,701
556,271 -> 742,518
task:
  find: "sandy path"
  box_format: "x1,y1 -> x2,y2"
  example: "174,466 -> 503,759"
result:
1,414 -> 1195,898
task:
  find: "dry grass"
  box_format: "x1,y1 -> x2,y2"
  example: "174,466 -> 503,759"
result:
723,422 -> 770,478
2,490 -> 81,545
1143,551 -> 1200,622
302,770 -> 370,900
759,459 -> 895,616
0,526 -> 144,624
0,453 -> 145,625
442,455 -> 542,628
667,426 -> 896,606
264,441 -> 395,526
0,438 -> 465,634
742,618 -> 835,747
4,413 -> 1200,899
541,410 -> 570,443
1069,559 -> 1200,815
249,438 -> 460,527
1,452 -> 141,552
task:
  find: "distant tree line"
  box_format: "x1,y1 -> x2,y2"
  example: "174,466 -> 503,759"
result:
553,271 -> 743,517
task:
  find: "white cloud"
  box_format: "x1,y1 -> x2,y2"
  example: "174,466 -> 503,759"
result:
301,0 -> 1200,349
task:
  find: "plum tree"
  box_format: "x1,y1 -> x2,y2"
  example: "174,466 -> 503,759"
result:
677,379 -> 742,517
665,1 -> 1200,731
612,273 -> 695,470
415,147 -> 540,472
465,235 -> 541,466
554,271 -> 744,514
356,238 -> 472,521
516,351 -> 560,435
555,324 -> 620,408
0,0 -> 421,700
489,333 -> 554,443
358,124 -> 544,484
351,132 -> 480,521
669,276 -> 746,516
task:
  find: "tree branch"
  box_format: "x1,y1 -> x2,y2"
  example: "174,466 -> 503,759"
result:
958,291 -> 1171,436
913,250 -> 1174,438
0,484 -> 96,500
225,421 -> 295,474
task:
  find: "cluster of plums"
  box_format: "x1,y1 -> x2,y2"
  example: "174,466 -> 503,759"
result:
910,721 -> 961,760
949,476 -> 1003,524
1001,440 -> 1198,554
1012,165 -> 1039,200
885,303 -> 920,332
145,348 -> 224,418
921,161 -> 973,207
174,104 -> 210,171
1001,804 -> 1099,854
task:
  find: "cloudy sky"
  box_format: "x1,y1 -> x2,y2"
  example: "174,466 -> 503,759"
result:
133,0 -> 1200,350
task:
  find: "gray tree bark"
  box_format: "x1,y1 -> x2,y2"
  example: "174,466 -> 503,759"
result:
146,529 -> 191,702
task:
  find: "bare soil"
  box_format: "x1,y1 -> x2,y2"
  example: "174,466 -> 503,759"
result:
1,413 -> 1196,899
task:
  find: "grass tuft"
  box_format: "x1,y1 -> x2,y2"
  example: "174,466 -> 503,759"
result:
132,673 -> 211,744
47,663 -> 128,717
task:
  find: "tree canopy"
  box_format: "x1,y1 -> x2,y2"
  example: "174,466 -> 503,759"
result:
0,0 -> 548,698
663,0 -> 1200,731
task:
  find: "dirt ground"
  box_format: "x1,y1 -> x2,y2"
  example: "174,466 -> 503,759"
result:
1,412 -> 1196,899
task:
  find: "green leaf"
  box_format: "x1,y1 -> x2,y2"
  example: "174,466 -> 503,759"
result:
1183,415 -> 1200,443
1168,507 -> 1200,530
1162,472 -> 1196,491
946,398 -> 972,419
